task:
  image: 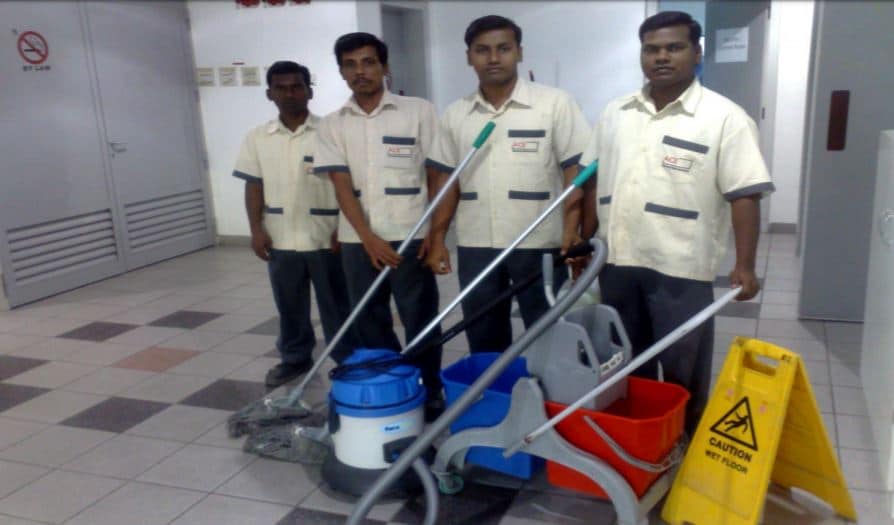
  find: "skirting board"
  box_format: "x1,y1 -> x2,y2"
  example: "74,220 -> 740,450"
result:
768,222 -> 797,234
216,235 -> 251,246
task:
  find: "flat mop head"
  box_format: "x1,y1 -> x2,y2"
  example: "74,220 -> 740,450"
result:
243,423 -> 332,464
226,397 -> 320,438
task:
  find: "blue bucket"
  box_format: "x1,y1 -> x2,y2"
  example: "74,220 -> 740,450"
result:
441,353 -> 544,479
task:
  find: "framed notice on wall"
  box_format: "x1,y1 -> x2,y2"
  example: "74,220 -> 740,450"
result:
219,67 -> 237,87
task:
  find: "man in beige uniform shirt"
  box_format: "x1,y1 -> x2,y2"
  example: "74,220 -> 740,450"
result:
233,61 -> 355,388
314,33 -> 444,420
425,15 -> 591,353
580,12 -> 774,433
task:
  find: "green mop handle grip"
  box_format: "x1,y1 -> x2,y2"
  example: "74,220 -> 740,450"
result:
473,121 -> 497,148
572,160 -> 598,187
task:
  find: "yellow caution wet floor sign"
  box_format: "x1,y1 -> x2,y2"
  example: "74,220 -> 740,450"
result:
662,337 -> 857,524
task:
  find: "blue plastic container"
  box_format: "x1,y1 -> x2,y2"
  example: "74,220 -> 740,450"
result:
441,352 -> 544,479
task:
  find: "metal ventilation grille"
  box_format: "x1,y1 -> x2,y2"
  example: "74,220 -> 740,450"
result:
125,190 -> 208,251
7,209 -> 118,285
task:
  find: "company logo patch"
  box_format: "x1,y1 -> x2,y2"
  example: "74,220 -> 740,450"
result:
511,140 -> 540,153
662,155 -> 693,172
387,146 -> 414,158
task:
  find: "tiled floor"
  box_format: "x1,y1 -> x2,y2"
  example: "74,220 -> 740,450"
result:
0,233 -> 890,524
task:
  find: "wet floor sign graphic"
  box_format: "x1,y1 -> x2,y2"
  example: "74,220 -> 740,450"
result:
662,337 -> 857,524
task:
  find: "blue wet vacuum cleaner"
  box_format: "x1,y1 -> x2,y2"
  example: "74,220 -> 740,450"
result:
322,349 -> 429,496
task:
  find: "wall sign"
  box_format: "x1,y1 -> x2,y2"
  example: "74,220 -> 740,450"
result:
715,27 -> 749,63
196,67 -> 215,86
15,30 -> 51,72
218,67 -> 238,87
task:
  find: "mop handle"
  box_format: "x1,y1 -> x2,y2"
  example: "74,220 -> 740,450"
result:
402,160 -> 599,354
281,122 -> 496,405
503,286 -> 742,458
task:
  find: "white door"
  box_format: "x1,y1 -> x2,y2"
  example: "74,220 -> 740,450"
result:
85,1 -> 213,270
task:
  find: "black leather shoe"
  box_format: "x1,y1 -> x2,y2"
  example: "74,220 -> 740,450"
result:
424,393 -> 446,423
265,360 -> 313,388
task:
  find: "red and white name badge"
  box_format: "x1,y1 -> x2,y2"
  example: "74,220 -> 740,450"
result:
511,140 -> 540,153
662,155 -> 693,172
387,146 -> 414,158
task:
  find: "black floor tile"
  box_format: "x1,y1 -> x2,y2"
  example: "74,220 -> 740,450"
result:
0,355 -> 49,381
148,310 -> 222,329
277,507 -> 386,525
178,378 -> 268,411
718,301 -> 762,319
58,321 -> 139,342
392,481 -> 519,525
0,383 -> 51,412
246,317 -> 280,336
60,396 -> 169,433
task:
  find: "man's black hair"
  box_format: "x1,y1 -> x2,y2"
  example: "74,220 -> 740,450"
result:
266,61 -> 311,87
639,11 -> 702,47
464,15 -> 522,48
333,32 -> 388,67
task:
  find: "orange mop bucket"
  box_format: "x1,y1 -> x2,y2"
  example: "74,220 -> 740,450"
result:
544,376 -> 689,499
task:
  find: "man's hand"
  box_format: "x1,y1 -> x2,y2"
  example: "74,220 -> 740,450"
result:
424,236 -> 452,275
362,233 -> 402,270
330,231 -> 341,254
561,230 -> 587,280
251,229 -> 272,261
729,265 -> 760,301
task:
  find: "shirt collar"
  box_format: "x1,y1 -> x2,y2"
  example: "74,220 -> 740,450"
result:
469,77 -> 533,114
266,113 -> 318,135
625,78 -> 702,116
342,89 -> 399,117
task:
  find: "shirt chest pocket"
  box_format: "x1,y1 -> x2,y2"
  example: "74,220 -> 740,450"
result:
504,129 -> 550,166
381,136 -> 418,170
659,135 -> 709,183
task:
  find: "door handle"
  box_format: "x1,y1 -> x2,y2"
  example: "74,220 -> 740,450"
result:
108,141 -> 128,155
879,209 -> 894,247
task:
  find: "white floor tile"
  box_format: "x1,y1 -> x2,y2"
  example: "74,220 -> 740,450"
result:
61,368 -> 156,396
761,290 -> 800,306
836,415 -> 877,451
137,444 -> 255,492
0,461 -> 49,499
106,326 -> 184,347
160,330 -> 236,351
715,317 -> 757,336
757,319 -> 825,342
64,481 -> 205,525
1,390 -> 107,424
0,469 -> 123,524
169,494 -> 292,525
127,405 -> 230,443
850,489 -> 894,524
0,418 -> 47,452
1,337 -> 87,360
120,373 -> 215,404
0,335 -> 46,355
840,448 -> 887,492
63,434 -> 184,479
196,314 -> 272,334
5,362 -> 98,389
825,322 -> 864,345
49,303 -> 131,322
60,342 -> 143,366
830,362 -> 862,387
193,423 -> 243,450
215,457 -> 321,505
166,352 -> 253,378
7,318 -> 87,337
0,425 -> 114,467
833,386 -> 869,416
206,334 -> 277,356
224,357 -> 280,382
759,337 -> 827,361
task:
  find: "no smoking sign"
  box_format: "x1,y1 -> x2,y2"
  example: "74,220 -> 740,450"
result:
16,30 -> 51,71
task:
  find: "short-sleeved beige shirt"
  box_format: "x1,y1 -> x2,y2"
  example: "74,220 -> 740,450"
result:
580,80 -> 775,281
313,91 -> 439,243
233,115 -> 338,251
426,79 -> 591,249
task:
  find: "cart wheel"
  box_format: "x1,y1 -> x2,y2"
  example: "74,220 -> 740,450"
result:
437,473 -> 464,495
